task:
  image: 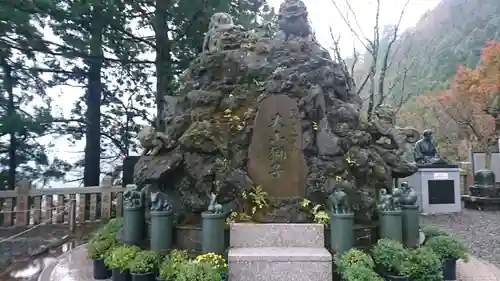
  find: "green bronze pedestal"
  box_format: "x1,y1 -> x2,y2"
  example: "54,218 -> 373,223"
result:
201,211 -> 226,255
123,206 -> 145,245
379,209 -> 403,243
402,205 -> 420,247
150,210 -> 173,251
329,212 -> 354,254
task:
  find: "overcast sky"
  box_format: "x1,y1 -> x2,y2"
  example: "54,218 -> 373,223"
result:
45,0 -> 440,187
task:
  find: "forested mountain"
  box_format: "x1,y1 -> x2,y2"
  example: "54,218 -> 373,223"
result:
351,0 -> 500,106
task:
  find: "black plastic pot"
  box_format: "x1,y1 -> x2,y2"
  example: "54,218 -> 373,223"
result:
442,258 -> 457,280
112,268 -> 131,281
131,272 -> 157,281
92,259 -> 112,280
378,270 -> 409,281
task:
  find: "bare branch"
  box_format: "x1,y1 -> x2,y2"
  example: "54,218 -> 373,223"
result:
329,0 -> 371,51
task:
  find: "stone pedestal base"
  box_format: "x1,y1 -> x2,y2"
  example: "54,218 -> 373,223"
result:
228,223 -> 332,281
402,166 -> 461,214
462,195 -> 500,211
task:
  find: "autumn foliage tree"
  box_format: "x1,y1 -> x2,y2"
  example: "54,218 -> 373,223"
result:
437,41 -> 500,155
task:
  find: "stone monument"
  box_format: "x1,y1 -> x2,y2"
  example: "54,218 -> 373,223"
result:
131,0 -> 420,226
402,129 -> 462,214
462,169 -> 500,210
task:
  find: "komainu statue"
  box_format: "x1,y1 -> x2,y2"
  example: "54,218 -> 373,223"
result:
138,126 -> 170,156
369,104 -> 420,156
202,12 -> 243,53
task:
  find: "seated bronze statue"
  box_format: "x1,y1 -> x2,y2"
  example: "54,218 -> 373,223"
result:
413,130 -> 447,166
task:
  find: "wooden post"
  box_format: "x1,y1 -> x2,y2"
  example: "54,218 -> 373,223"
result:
100,176 -> 113,221
69,199 -> 76,233
15,180 -> 31,226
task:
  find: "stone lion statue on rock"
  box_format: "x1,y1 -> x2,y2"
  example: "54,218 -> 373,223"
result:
369,104 -> 420,156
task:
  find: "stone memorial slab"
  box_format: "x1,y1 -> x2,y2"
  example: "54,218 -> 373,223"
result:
247,95 -> 308,198
123,156 -> 140,187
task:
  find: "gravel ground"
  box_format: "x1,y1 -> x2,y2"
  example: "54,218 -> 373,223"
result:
421,209 -> 500,267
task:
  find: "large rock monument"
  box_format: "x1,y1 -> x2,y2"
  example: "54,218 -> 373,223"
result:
133,0 -> 419,223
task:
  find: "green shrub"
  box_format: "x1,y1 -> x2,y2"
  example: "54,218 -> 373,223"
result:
102,218 -> 123,234
425,235 -> 468,261
159,250 -> 190,280
341,264 -> 384,281
175,262 -> 222,281
372,239 -> 411,276
335,249 -> 374,274
406,247 -> 443,281
421,226 -> 449,242
127,250 -> 163,273
104,245 -> 140,271
87,234 -> 116,260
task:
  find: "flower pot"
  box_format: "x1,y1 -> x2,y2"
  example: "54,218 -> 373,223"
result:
221,271 -> 228,281
401,205 -> 419,248
131,272 -> 156,281
92,259 -> 112,280
201,211 -> 226,255
112,268 -> 131,281
378,271 -> 409,281
329,212 -> 354,254
442,258 -> 457,280
123,206 -> 145,245
150,210 -> 173,251
379,209 -> 403,243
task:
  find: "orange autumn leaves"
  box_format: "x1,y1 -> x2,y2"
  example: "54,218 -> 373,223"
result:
438,41 -> 499,144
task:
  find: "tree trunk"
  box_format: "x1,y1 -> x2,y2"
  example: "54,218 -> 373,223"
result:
83,5 -> 104,187
0,55 -> 16,190
154,0 -> 172,132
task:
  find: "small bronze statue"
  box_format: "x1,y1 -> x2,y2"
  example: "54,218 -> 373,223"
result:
392,186 -> 404,210
207,192 -> 223,214
413,129 -> 447,166
400,182 -> 418,206
123,189 -> 143,209
378,188 -> 393,211
326,190 -> 350,214
150,192 -> 173,213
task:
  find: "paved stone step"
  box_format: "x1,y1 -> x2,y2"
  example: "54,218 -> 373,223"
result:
229,223 -> 325,248
228,247 -> 332,281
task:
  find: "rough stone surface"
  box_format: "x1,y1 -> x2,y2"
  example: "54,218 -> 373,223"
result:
230,223 -> 324,248
133,0 -> 419,222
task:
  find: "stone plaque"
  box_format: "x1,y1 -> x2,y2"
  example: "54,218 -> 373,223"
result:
428,180 -> 455,204
247,95 -> 308,198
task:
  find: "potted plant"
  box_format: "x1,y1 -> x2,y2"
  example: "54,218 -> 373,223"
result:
104,244 -> 141,281
372,239 -> 411,281
342,264 -> 384,281
127,250 -> 162,281
174,261 -> 222,281
406,247 -> 443,281
195,253 -> 228,281
421,226 -> 449,244
335,248 -> 375,274
425,235 -> 468,280
87,232 -> 116,280
157,250 -> 190,281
